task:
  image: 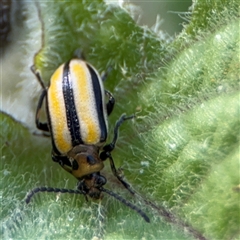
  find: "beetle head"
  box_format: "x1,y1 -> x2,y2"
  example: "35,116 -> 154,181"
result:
77,172 -> 106,199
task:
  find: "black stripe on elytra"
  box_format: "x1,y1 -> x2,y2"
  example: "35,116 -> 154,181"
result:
87,64 -> 107,142
62,61 -> 83,146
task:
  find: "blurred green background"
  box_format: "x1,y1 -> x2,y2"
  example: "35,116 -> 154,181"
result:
128,0 -> 191,35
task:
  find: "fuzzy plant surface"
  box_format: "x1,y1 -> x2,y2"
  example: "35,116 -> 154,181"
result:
1,1 -> 239,240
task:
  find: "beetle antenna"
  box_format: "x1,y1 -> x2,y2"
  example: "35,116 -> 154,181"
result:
101,187 -> 150,223
25,187 -> 83,204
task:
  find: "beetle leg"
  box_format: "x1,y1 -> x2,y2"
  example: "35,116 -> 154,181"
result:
108,154 -> 135,195
52,153 -> 70,164
105,90 -> 115,116
32,64 -> 49,132
101,65 -> 114,115
52,152 -> 73,173
73,49 -> 86,60
101,114 -> 134,155
100,114 -> 135,194
101,66 -> 112,82
35,89 -> 49,132
31,65 -> 46,89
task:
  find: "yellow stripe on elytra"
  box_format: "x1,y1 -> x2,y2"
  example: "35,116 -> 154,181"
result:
48,65 -> 72,153
71,60 -> 100,144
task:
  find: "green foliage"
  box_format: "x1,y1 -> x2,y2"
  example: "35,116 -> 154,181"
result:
1,0 -> 239,239
184,0 -> 239,37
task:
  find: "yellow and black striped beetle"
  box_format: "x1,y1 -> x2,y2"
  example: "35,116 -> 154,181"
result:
26,57 -> 150,222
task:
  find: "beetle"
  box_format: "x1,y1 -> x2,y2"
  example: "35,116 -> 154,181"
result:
26,57 -> 150,223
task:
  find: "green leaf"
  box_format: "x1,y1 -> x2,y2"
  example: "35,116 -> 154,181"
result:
1,0 -> 239,239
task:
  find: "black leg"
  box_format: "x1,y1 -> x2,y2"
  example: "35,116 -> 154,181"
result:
101,66 -> 112,82
100,114 -> 135,194
73,49 -> 86,60
101,66 -> 115,116
105,90 -> 115,116
32,64 -> 49,132
101,114 -> 134,155
108,154 -> 135,195
35,89 -> 49,132
31,65 -> 46,90
52,152 -> 73,172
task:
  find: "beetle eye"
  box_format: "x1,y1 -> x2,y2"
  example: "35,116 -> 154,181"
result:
86,155 -> 96,165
